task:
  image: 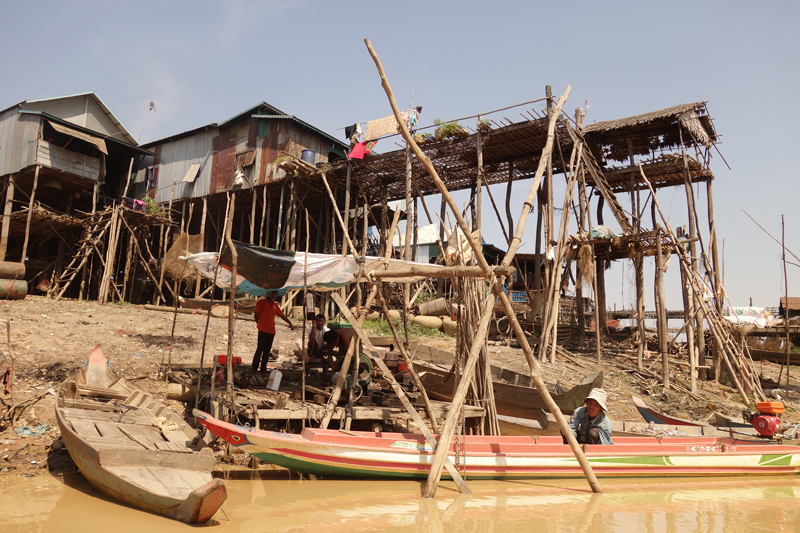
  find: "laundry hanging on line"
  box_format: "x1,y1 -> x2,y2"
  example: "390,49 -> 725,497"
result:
348,140 -> 378,159
365,115 -> 399,141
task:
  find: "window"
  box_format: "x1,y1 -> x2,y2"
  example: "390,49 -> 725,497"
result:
146,167 -> 159,189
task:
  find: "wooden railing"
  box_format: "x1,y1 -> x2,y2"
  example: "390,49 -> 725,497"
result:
35,140 -> 101,181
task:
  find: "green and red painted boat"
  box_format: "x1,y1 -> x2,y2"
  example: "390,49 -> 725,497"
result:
194,409 -> 800,480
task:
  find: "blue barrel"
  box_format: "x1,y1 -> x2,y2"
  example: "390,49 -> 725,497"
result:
301,150 -> 316,164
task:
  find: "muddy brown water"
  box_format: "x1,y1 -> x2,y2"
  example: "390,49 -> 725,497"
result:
1,470 -> 799,532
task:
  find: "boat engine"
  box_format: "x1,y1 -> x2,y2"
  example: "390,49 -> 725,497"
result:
742,401 -> 784,438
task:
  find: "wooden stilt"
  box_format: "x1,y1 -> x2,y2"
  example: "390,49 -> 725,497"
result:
20,166 -> 39,262
679,128 -> 706,375
334,293 -> 471,496
0,177 -> 15,261
250,188 -> 257,244
635,252 -> 646,370
654,225 -> 669,389
475,115 -> 483,232
364,38 -> 600,496
260,185 -> 268,247
195,197 -> 208,297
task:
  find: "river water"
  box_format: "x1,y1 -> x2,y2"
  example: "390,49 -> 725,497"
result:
1,470 -> 799,532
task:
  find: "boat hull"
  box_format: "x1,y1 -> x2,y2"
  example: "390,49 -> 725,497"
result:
57,416 -> 226,523
56,346 -> 226,524
195,409 -> 800,480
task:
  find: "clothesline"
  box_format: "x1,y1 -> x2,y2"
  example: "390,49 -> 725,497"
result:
334,96 -> 550,132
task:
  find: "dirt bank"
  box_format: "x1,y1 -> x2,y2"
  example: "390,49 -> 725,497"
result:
1,296 -> 798,476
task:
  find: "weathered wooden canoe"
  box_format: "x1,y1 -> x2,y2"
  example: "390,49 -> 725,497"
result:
633,396 -> 752,429
55,346 -> 226,523
414,359 -> 602,417
195,409 -> 800,479
179,297 -> 256,314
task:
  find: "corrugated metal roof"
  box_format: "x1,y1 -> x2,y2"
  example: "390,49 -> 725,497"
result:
251,112 -> 347,149
20,111 -> 155,156
142,102 -> 348,151
23,92 -> 138,145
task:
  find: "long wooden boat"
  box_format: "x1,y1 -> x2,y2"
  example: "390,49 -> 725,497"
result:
415,359 -> 602,417
633,396 -> 751,428
178,296 -> 256,314
55,346 -> 226,523
195,409 -> 800,479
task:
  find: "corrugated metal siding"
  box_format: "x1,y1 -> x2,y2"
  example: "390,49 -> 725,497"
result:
151,129 -> 215,203
83,97 -> 124,138
141,114 -> 339,201
4,114 -> 41,175
0,108 -> 20,176
21,97 -> 87,128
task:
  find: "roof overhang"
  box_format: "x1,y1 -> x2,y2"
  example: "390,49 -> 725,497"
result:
21,111 -> 155,156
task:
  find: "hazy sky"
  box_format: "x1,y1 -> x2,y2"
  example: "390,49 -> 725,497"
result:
1,1 -> 797,312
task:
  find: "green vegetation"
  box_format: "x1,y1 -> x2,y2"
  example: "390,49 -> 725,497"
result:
363,317 -> 446,339
143,197 -> 165,216
433,118 -> 467,140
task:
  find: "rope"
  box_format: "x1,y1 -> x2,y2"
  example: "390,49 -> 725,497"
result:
152,416 -> 179,432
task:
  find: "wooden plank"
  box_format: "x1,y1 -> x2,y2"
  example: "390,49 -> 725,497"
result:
175,469 -> 210,489
71,419 -> 102,439
61,407 -> 153,425
83,437 -> 144,450
147,466 -> 194,497
77,386 -> 130,400
64,399 -> 117,412
161,430 -> 192,449
94,421 -> 127,439
118,426 -> 157,451
112,466 -> 169,497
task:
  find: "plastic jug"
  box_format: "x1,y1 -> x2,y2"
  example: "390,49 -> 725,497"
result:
267,369 -> 282,391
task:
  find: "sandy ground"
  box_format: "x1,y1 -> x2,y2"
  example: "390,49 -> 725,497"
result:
1,296 -> 798,477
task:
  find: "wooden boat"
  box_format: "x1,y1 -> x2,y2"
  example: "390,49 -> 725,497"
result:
195,409 -> 800,479
497,414 -> 757,439
55,346 -> 226,523
415,359 -> 602,417
633,396 -> 752,429
748,347 -> 800,366
178,296 -> 256,314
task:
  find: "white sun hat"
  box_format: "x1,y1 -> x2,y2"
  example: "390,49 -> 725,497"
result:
584,388 -> 608,411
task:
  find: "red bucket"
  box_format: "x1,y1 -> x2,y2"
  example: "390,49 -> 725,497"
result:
397,361 -> 408,372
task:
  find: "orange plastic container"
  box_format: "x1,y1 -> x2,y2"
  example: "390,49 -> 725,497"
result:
756,401 -> 785,415
216,355 -> 242,367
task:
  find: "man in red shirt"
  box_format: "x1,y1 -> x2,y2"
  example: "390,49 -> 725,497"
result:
252,292 -> 294,373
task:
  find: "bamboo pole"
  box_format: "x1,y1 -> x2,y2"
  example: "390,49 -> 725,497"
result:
0,177 -> 15,261
783,215 -> 791,393
333,293 -> 471,496
195,198 -> 231,409
422,289 -> 494,498
224,193 -> 237,405
364,38 -> 600,494
492,281 -> 602,493
654,225 -> 669,389
20,166 -> 39,261
639,165 -> 762,404
371,278 -> 440,432
302,208 -> 309,428
195,197 -> 207,297
364,39 -> 491,275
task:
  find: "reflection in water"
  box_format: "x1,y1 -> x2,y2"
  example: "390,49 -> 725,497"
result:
1,472 -> 799,533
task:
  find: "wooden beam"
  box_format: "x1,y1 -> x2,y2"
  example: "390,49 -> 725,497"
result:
332,292 -> 471,495
370,264 -> 514,279
422,290 -> 494,498
0,177 -> 15,261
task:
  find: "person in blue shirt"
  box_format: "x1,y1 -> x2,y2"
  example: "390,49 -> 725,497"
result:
568,388 -> 614,445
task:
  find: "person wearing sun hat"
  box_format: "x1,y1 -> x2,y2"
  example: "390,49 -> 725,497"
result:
567,388 -> 614,445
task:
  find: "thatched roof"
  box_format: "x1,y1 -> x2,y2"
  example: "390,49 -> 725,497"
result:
583,102 -> 717,163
